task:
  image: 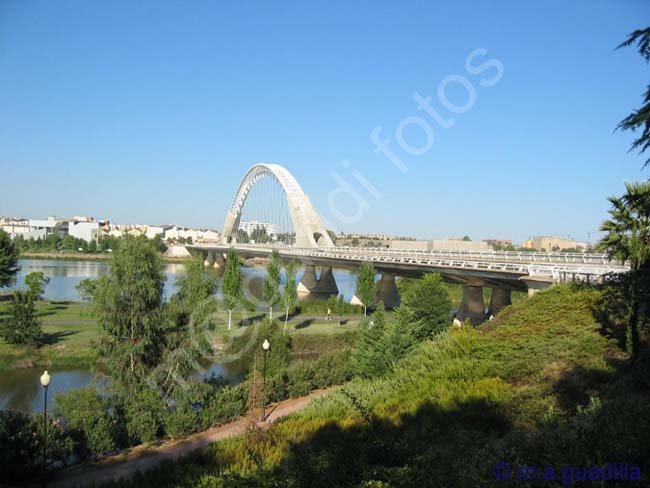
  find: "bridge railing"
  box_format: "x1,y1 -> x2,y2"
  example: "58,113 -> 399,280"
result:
189,243 -> 629,280
326,246 -> 620,265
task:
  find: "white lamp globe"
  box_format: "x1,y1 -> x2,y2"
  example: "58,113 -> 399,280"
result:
262,339 -> 270,351
40,370 -> 51,387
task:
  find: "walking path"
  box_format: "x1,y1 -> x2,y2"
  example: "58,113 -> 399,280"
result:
50,390 -> 328,488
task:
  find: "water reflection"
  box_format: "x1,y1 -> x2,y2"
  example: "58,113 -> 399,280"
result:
0,367 -> 95,413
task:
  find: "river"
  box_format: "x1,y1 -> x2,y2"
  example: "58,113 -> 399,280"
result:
1,258 -> 357,414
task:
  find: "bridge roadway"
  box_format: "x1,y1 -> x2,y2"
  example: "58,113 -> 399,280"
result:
188,244 -> 628,291
188,244 -> 628,325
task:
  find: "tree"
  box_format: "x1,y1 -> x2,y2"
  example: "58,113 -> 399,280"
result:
263,250 -> 282,321
462,235 -> 471,241
0,291 -> 41,345
0,229 -> 19,288
354,302 -> 388,377
356,262 -> 377,316
75,278 -> 98,316
24,271 -> 50,301
87,239 -> 97,253
222,247 -> 243,331
616,27 -> 650,168
400,273 -> 452,340
597,181 -> 650,358
281,261 -> 297,335
94,236 -> 165,384
174,256 -> 219,310
151,234 -> 167,253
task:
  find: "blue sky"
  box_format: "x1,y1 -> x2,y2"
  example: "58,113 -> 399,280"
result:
0,1 -> 648,243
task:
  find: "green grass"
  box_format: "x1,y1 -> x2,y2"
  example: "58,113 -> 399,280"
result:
0,300 -> 100,371
108,285 -> 650,487
0,301 -> 362,371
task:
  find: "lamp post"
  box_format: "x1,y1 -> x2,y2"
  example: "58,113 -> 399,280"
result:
40,370 -> 50,475
261,339 -> 270,421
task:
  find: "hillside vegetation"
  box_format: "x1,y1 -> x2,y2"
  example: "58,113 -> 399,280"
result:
109,285 -> 650,487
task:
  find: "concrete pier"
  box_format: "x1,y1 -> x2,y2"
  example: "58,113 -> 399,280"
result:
297,265 -> 339,297
375,273 -> 400,309
487,287 -> 511,316
204,251 -> 215,267
456,285 -> 486,326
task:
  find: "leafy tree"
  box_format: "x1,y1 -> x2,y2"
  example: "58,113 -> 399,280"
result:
87,239 -> 97,253
151,234 -> 167,253
281,261 -> 297,335
75,278 -> 98,315
24,271 -> 50,301
400,273 -> 452,340
174,256 -> 219,310
94,236 -> 165,384
0,291 -> 41,345
0,229 -> 19,288
462,235 -> 471,241
236,229 -> 250,243
354,302 -> 388,377
597,181 -> 650,358
616,27 -> 650,168
263,250 -> 282,321
61,234 -> 77,251
356,262 -> 377,316
222,247 -> 243,331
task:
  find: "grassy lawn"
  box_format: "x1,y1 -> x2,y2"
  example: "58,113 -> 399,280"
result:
0,301 -> 364,371
0,300 -> 100,371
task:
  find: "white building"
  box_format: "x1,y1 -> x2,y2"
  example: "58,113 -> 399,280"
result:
145,225 -> 165,239
238,221 -> 278,238
68,221 -> 100,243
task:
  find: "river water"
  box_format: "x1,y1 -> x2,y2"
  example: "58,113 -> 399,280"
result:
1,259 -> 358,414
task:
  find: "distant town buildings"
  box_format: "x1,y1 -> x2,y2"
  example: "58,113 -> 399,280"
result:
523,236 -> 589,252
0,215 -> 221,245
389,239 -> 491,252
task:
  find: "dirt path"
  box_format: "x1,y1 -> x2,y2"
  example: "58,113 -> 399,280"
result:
50,390 -> 328,488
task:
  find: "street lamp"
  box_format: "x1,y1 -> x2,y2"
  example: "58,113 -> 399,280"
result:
261,339 -> 270,421
40,370 -> 50,474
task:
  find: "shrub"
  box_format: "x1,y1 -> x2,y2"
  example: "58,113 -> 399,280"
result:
54,386 -> 118,456
120,385 -> 165,445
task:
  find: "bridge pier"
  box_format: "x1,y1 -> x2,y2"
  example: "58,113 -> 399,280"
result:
297,265 -> 339,297
521,278 -> 554,297
204,251 -> 215,267
213,253 -> 225,269
375,273 -> 400,309
456,285 -> 486,326
487,287 -> 511,317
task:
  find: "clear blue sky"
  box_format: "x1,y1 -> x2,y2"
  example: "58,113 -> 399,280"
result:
0,1 -> 648,243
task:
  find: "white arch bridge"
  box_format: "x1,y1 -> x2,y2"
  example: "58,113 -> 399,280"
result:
188,163 -> 629,325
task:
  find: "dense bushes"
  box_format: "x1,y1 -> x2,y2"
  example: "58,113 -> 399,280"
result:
105,285 -> 650,487
287,350 -> 355,397
354,273 -> 452,378
54,386 -> 119,456
0,408 -> 74,484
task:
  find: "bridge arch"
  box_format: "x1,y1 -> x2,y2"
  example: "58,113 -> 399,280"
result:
222,163 -> 334,249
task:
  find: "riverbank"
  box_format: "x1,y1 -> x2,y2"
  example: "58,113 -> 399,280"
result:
19,251 -> 191,263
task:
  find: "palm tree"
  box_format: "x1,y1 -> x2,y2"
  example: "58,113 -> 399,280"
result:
597,181 -> 650,357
